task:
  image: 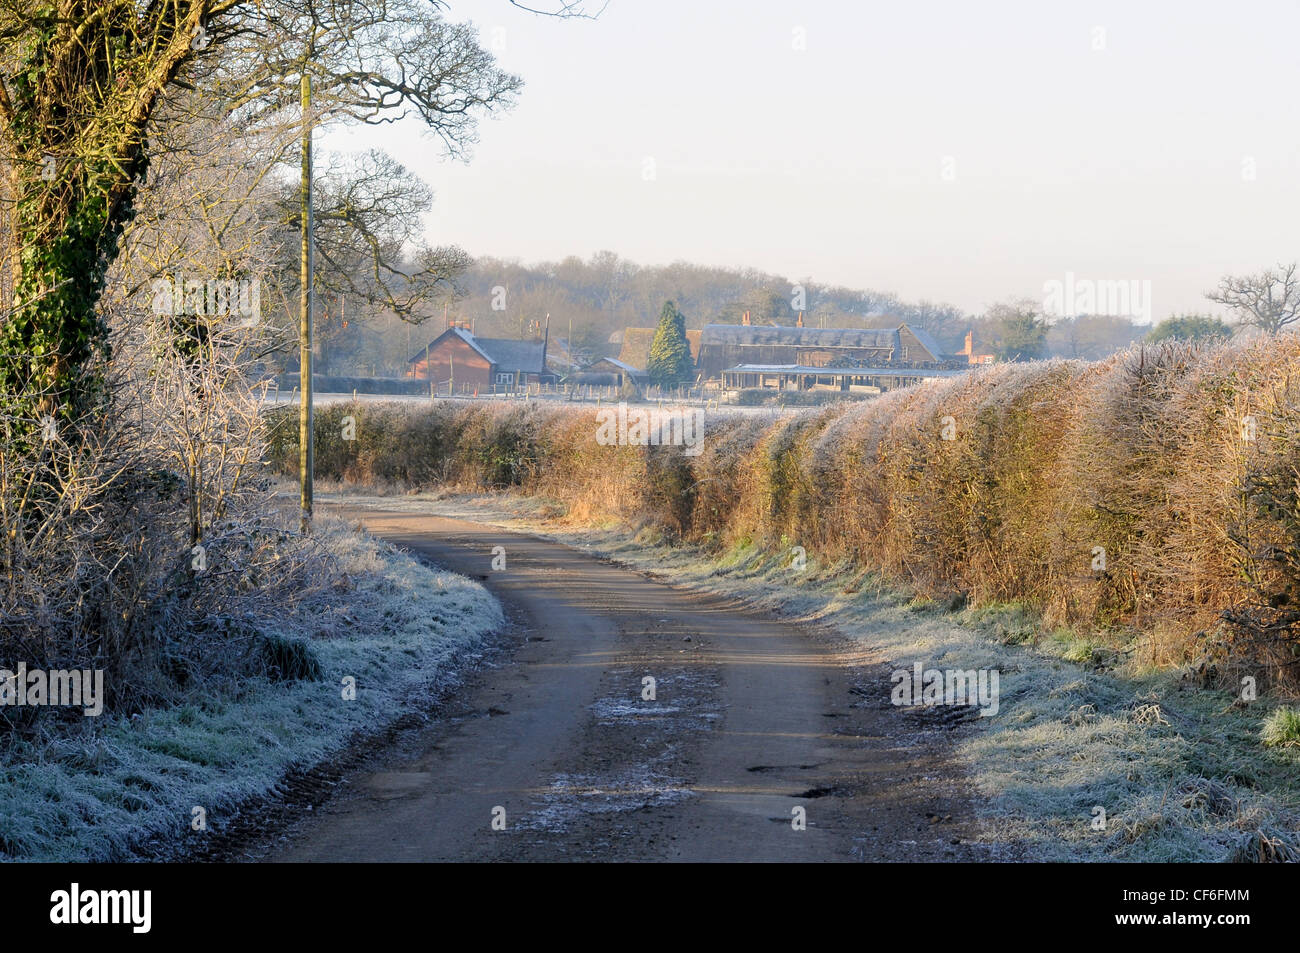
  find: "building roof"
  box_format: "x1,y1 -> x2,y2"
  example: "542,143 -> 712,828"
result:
586,356 -> 643,374
699,323 -> 901,350
410,326 -> 547,374
724,364 -> 967,379
616,327 -> 703,369
479,336 -> 547,374
700,322 -> 951,363
901,325 -> 946,361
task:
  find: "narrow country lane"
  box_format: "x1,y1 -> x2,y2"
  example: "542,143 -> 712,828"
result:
265,511 -> 987,862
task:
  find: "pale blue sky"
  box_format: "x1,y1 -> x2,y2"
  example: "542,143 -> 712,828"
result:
324,0 -> 1300,320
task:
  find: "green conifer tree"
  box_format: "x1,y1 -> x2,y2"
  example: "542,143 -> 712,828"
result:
646,300 -> 694,387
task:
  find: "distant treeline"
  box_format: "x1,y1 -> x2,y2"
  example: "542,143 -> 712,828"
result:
452,253 -> 1149,363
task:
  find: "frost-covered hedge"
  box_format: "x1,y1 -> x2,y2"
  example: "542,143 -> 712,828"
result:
267,338 -> 1300,685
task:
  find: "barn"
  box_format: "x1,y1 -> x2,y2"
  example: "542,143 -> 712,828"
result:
720,364 -> 966,394
570,356 -> 644,388
408,326 -> 553,394
696,323 -> 948,381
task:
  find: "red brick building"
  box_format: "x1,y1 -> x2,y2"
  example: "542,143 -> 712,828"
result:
408,326 -> 553,394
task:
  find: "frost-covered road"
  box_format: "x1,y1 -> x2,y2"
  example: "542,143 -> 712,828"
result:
267,511 -> 984,862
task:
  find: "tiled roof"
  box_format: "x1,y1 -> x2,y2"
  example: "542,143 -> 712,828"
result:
725,364 -> 966,378
700,324 -> 900,349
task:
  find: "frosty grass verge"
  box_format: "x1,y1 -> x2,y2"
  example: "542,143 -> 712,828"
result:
0,514 -> 503,861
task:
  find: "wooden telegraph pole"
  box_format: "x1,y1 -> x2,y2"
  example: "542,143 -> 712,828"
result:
298,71 -> 315,534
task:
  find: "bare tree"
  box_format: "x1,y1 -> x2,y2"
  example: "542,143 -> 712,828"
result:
285,149 -> 471,321
1207,263 -> 1300,336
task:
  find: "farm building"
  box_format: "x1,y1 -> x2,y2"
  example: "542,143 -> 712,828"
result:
570,356 -> 644,388
958,330 -> 996,365
721,364 -> 967,394
615,327 -> 703,375
408,325 -> 554,394
696,322 -> 949,381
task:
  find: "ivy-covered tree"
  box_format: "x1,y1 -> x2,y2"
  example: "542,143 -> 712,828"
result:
0,1 -> 220,437
646,299 -> 694,387
0,0 -> 520,443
